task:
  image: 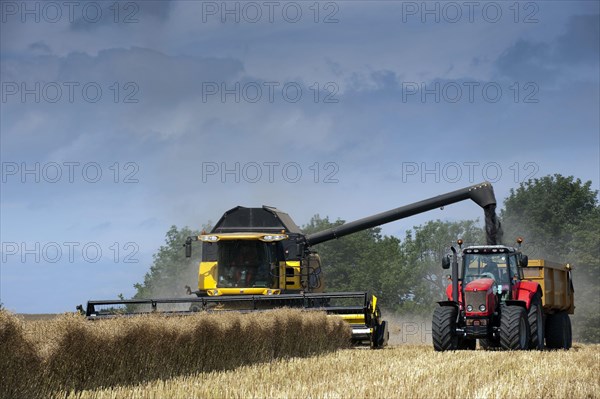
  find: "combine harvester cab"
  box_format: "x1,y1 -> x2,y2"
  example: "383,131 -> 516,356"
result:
433,240 -> 575,351
82,182 -> 502,350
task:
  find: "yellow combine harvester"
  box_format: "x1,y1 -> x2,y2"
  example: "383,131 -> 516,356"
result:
81,182 -> 501,349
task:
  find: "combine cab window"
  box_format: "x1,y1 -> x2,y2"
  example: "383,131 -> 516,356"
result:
217,241 -> 276,288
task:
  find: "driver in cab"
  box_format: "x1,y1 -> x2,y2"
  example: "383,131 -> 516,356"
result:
231,245 -> 259,287
482,261 -> 500,281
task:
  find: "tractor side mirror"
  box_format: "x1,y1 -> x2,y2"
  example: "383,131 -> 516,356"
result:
442,254 -> 451,269
520,255 -> 528,267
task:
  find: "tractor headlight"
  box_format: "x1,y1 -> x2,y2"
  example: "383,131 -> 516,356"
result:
479,304 -> 486,312
466,305 -> 473,312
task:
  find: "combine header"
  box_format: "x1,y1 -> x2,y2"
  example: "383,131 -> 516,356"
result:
81,182 -> 500,349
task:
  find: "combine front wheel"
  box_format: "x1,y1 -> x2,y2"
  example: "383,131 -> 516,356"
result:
371,320 -> 389,349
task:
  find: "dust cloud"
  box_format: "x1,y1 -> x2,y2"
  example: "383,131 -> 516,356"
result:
384,311 -> 433,346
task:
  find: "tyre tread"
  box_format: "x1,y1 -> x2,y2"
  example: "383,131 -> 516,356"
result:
432,306 -> 458,351
500,305 -> 530,350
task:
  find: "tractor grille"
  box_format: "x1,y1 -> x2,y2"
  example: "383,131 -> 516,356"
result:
465,290 -> 487,313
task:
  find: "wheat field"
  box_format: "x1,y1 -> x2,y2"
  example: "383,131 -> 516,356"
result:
0,309 -> 350,399
62,344 -> 599,399
1,310 -> 598,399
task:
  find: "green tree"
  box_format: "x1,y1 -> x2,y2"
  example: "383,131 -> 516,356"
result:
501,174 -> 599,342
302,215 -> 415,311
133,225 -> 203,299
501,174 -> 598,258
401,219 -> 484,308
570,206 -> 600,277
569,206 -> 600,342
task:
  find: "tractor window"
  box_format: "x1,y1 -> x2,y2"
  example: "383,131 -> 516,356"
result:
508,255 -> 520,280
217,241 -> 274,288
463,254 -> 509,284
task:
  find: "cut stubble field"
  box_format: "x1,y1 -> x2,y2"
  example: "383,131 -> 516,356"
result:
1,311 -> 598,399
68,344 -> 600,399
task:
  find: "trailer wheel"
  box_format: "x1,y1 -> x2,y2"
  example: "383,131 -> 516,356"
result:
546,312 -> 572,350
432,306 -> 459,351
528,293 -> 544,350
566,315 -> 572,349
500,305 -> 530,350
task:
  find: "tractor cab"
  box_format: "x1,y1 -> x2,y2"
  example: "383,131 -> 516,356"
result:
461,246 -> 526,297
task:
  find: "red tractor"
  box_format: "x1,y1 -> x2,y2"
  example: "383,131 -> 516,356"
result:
433,240 -> 574,351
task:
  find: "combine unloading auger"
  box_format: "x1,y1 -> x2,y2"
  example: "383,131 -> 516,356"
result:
302,181 -> 499,246
80,182 -> 500,349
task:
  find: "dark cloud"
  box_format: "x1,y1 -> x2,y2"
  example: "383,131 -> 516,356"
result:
28,41 -> 52,54
62,47 -> 244,102
370,70 -> 401,90
495,14 -> 599,82
556,14 -> 600,64
70,0 -> 173,31
139,1 -> 173,20
495,39 -> 555,82
2,47 -> 244,104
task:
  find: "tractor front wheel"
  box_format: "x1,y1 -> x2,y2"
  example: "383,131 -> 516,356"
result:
432,306 -> 459,351
500,305 -> 530,350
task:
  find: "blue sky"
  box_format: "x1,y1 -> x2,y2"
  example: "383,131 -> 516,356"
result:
1,1 -> 598,313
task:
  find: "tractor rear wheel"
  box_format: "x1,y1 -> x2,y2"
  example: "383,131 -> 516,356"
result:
546,312 -> 572,349
432,306 -> 459,351
528,293 -> 544,350
500,305 -> 530,350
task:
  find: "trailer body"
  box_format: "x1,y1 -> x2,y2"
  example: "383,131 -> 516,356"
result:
523,259 -> 574,314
